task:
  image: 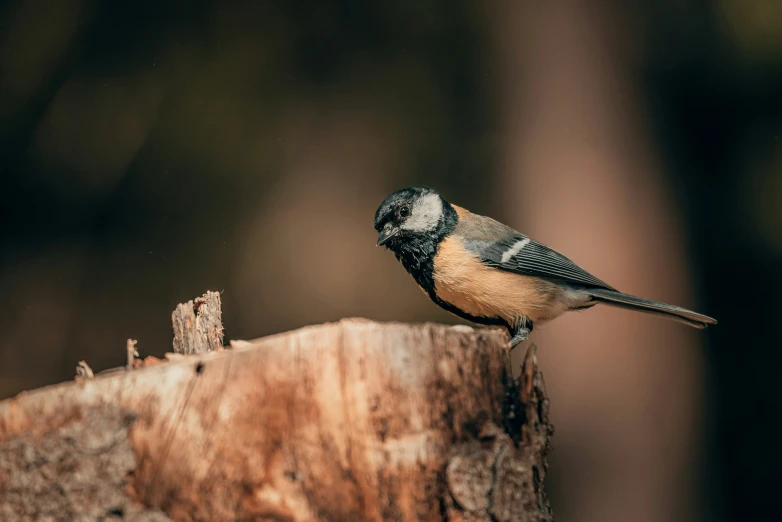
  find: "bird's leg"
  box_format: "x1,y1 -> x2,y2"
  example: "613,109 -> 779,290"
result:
508,329 -> 530,348
508,318 -> 533,348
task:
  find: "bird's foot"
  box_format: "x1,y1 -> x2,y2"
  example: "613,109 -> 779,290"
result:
508,327 -> 531,349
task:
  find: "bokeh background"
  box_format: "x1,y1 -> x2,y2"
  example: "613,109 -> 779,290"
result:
1,1 -> 780,521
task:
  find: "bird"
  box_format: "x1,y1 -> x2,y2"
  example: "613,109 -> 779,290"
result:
374,186 -> 716,348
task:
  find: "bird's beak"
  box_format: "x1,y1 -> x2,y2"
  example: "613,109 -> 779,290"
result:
376,223 -> 399,247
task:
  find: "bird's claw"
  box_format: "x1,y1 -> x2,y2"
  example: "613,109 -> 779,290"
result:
508,327 -> 531,349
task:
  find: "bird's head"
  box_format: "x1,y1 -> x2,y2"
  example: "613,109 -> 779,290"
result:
374,186 -> 453,252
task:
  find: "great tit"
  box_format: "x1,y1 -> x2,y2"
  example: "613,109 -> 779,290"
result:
374,186 -> 716,347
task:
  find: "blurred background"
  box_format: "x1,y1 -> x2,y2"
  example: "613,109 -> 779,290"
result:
1,1 -> 780,521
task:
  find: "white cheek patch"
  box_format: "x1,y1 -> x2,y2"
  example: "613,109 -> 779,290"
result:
500,238 -> 530,263
401,193 -> 443,232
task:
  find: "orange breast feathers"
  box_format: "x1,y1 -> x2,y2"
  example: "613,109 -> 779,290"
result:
432,235 -> 572,325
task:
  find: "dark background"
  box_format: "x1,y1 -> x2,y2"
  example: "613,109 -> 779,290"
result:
1,1 -> 780,521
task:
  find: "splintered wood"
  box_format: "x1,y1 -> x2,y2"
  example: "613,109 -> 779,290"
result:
0,319 -> 553,522
171,291 -> 223,355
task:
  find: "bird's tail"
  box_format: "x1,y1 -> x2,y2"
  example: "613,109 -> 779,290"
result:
588,288 -> 717,329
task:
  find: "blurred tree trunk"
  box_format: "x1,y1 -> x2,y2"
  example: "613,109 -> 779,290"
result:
489,2 -> 704,521
0,320 -> 553,522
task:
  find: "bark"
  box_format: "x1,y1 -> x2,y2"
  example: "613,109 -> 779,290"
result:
0,319 -> 552,522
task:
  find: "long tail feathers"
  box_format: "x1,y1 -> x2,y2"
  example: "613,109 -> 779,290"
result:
588,288 -> 717,329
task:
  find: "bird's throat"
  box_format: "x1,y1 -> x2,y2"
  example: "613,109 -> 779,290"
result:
393,239 -> 437,294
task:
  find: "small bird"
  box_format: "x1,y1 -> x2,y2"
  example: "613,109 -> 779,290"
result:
374,186 -> 716,347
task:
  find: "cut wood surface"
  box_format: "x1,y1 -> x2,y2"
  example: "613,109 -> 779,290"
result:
0,319 -> 553,522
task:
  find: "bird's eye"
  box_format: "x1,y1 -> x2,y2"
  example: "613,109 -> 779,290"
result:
399,205 -> 410,218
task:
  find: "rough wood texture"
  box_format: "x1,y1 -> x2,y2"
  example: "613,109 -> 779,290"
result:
171,291 -> 223,354
0,319 -> 553,521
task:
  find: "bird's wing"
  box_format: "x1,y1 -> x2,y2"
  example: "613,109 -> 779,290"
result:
467,234 -> 617,291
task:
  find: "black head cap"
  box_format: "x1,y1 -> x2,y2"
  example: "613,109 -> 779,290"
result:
373,186 -> 457,249
374,186 -> 435,232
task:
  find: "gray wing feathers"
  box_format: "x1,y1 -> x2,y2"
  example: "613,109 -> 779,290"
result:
476,235 -> 616,290
453,212 -> 614,289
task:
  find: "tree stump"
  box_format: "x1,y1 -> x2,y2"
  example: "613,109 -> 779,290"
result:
0,319 -> 553,521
